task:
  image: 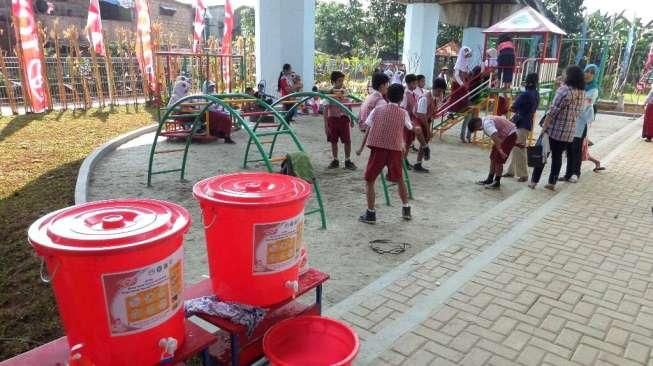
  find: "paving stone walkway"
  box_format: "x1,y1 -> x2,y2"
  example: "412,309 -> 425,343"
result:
327,119 -> 653,365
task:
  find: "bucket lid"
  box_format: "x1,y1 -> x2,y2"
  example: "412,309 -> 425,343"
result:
28,199 -> 191,254
193,172 -> 311,207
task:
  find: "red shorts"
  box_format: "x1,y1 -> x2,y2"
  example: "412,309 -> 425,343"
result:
490,132 -> 517,165
326,115 -> 351,144
404,127 -> 415,146
208,110 -> 232,137
365,147 -> 404,183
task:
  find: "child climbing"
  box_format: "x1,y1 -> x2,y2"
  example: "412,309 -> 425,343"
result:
357,84 -> 413,224
324,71 -> 356,170
497,34 -> 516,90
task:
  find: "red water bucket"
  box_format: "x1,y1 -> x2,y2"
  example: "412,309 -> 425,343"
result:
263,316 -> 360,366
28,199 -> 190,366
193,172 -> 311,306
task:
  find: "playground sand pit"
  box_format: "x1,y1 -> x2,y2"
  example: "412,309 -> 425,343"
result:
87,112 -> 634,306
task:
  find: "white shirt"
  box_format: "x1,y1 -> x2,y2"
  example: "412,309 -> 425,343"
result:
415,87 -> 424,99
482,117 -> 498,137
417,94 -> 429,114
365,103 -> 413,130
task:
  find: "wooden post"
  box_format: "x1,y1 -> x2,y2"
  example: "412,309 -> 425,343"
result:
0,50 -> 18,114
104,30 -> 117,106
87,29 -> 105,107
66,26 -> 91,109
52,21 -> 67,110
36,23 -> 53,111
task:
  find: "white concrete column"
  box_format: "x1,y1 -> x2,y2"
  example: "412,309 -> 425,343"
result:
255,0 -> 315,94
401,2 -> 441,88
462,27 -> 485,68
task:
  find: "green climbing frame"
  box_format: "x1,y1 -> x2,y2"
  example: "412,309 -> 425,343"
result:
146,93 -> 329,228
263,91 -> 414,203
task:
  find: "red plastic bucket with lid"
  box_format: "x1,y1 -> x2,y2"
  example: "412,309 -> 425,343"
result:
263,315 -> 360,366
28,198 -> 190,366
193,172 -> 311,306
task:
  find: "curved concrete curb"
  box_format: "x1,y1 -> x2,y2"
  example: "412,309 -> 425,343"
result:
75,124 -> 158,204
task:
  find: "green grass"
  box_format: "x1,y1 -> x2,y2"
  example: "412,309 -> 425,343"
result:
0,105 -> 156,360
621,92 -> 648,105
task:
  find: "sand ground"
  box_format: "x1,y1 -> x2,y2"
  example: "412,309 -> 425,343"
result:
88,111 -> 635,307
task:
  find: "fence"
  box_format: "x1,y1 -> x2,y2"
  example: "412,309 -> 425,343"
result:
0,54 -> 148,115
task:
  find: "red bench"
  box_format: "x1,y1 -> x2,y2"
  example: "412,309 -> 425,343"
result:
0,319 -> 216,366
0,268 -> 329,366
184,268 -> 329,366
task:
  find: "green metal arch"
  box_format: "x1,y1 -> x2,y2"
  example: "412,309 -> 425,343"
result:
147,93 -> 275,185
271,91 -> 361,123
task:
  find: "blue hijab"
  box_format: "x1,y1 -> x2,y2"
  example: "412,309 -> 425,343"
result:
584,64 -> 599,91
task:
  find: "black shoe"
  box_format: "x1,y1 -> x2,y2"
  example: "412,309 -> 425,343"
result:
402,206 -> 412,220
224,137 -> 236,144
484,181 -> 501,189
359,209 -> 376,224
413,163 -> 429,173
558,176 -> 568,182
410,144 -> 419,153
422,146 -> 431,161
404,160 -> 413,170
344,160 -> 357,170
476,179 -> 493,185
328,159 -> 339,169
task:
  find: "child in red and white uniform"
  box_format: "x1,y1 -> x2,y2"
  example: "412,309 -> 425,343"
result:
401,74 -> 429,172
415,77 -> 448,156
357,84 -> 413,223
358,72 -> 390,131
415,74 -> 426,99
468,115 -> 521,189
324,71 -> 356,170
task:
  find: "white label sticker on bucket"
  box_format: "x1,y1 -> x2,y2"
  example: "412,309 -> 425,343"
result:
252,212 -> 304,275
102,247 -> 184,336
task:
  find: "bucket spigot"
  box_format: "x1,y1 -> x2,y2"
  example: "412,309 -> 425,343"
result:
285,280 -> 299,298
68,344 -> 94,366
158,337 -> 178,365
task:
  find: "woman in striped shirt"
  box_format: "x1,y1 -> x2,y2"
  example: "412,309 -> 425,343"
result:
529,66 -> 585,190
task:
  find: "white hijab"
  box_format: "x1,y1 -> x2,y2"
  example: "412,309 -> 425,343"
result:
454,46 -> 472,73
168,79 -> 190,107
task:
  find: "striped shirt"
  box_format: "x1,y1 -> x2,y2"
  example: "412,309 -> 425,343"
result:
366,103 -> 412,151
358,91 -> 387,129
546,85 -> 584,143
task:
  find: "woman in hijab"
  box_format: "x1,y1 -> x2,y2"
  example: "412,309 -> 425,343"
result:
643,86 -> 653,142
561,64 -> 603,182
453,46 -> 473,87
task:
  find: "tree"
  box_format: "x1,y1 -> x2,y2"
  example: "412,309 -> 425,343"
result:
315,0 -> 368,56
234,6 -> 255,38
437,23 -> 462,48
367,0 -> 406,60
541,0 -> 585,35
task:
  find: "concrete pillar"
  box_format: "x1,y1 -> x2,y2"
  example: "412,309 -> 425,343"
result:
462,27 -> 485,69
255,0 -> 315,94
401,2 -> 441,87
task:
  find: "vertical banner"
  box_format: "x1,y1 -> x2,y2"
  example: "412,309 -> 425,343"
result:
11,0 -> 49,113
222,0 -> 233,90
192,0 -> 206,53
135,0 -> 158,96
86,0 -> 106,56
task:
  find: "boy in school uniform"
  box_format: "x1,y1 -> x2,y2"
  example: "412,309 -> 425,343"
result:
358,72 -> 390,131
401,74 -> 430,172
357,84 -> 413,224
415,77 -> 448,163
467,115 -> 522,189
415,74 -> 426,99
324,71 -> 356,170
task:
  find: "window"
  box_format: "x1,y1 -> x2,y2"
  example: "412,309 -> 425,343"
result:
99,0 -> 133,21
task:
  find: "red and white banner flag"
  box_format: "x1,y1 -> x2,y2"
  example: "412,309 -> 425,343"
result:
86,0 -> 106,56
192,0 -> 206,53
12,0 -> 49,112
135,0 -> 158,95
222,0 -> 233,89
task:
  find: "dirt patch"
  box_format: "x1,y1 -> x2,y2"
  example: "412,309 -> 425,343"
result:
87,112 -> 634,307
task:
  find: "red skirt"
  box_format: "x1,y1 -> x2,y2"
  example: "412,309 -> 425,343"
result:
643,104 -> 653,139
208,110 -> 232,138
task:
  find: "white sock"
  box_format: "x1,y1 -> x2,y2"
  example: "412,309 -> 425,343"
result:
402,203 -> 410,208
368,208 -> 375,212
